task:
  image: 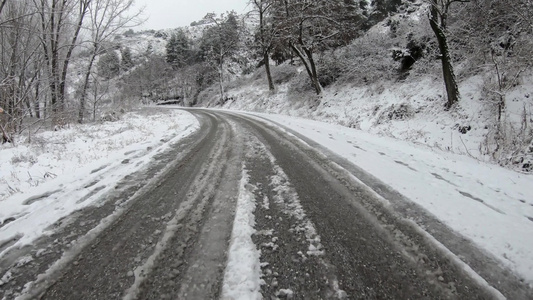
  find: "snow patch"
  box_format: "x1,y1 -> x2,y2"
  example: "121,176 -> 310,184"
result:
262,195 -> 270,210
264,148 -> 346,297
221,166 -> 263,300
270,167 -> 326,257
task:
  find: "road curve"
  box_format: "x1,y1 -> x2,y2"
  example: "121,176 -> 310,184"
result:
0,109 -> 531,299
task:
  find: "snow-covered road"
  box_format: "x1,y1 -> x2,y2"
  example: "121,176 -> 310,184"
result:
0,108 -> 531,299
247,111 -> 533,288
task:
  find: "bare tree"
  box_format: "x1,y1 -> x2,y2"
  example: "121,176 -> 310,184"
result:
272,0 -> 362,95
251,0 -> 275,91
426,0 -> 468,109
0,108 -> 11,143
77,0 -> 141,123
119,55 -> 175,103
34,0 -> 91,124
89,73 -> 109,121
458,0 -> 533,163
0,0 -> 44,140
511,0 -> 533,32
0,0 -> 7,15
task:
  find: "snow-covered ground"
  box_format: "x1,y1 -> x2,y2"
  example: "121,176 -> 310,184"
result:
0,109 -> 199,257
245,111 -> 533,286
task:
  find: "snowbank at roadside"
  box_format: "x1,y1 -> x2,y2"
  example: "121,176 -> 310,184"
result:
0,108 -> 199,256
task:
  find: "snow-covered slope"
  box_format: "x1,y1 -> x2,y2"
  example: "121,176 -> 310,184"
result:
222,70 -> 530,168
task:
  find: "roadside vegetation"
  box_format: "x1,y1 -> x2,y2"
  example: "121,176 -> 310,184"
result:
1,0 -> 532,171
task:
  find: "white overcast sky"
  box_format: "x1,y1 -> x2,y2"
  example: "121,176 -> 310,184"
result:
132,0 -> 251,30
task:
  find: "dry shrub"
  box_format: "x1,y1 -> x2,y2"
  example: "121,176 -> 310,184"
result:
317,52 -> 343,88
337,12 -> 437,86
337,32 -> 396,85
271,64 -> 298,85
374,103 -> 415,125
481,116 -> 533,172
287,72 -> 314,100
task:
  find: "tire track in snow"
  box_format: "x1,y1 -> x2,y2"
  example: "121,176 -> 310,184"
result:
174,119 -> 244,299
227,112 -> 505,299
126,114 -> 233,299
13,113 -> 217,300
243,135 -> 347,299
264,142 -> 347,299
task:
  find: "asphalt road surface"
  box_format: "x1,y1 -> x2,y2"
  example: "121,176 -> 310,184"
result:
1,109 -> 531,299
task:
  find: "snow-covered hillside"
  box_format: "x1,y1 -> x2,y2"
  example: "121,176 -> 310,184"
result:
193,2 -> 533,173
219,72 -> 531,169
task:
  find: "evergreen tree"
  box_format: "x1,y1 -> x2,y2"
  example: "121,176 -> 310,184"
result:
98,50 -> 120,79
121,47 -> 134,71
166,30 -> 191,69
198,12 -> 241,101
198,12 -> 240,65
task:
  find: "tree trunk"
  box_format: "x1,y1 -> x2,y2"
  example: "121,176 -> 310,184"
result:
92,83 -> 98,121
78,53 -> 97,123
429,6 -> 459,109
290,44 -> 322,95
51,0 -> 63,114
59,0 -> 90,114
264,51 -> 275,91
257,1 -> 275,91
38,0 -> 64,123
34,77 -> 41,119
43,94 -> 48,120
38,0 -> 90,124
0,0 -> 7,15
0,123 -> 12,144
25,98 -> 33,118
218,60 -> 225,103
490,51 -> 506,122
303,47 -> 322,95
